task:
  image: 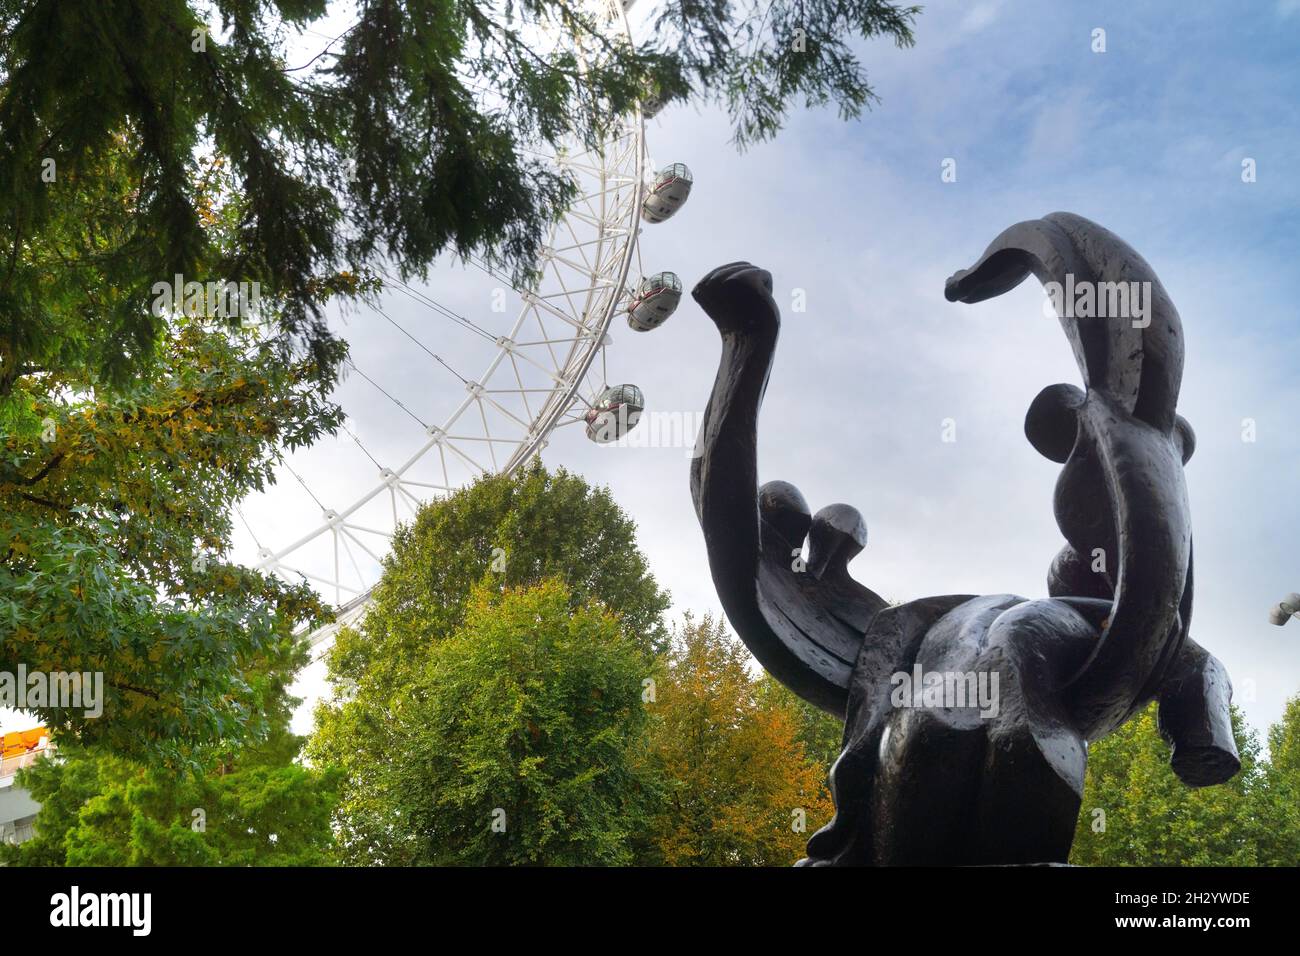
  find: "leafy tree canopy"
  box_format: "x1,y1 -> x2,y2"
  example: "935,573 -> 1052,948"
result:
0,321 -> 342,761
318,578 -> 658,865
1070,700 -> 1300,866
309,463 -> 669,863
0,144 -> 343,762
1,708 -> 342,866
323,462 -> 669,690
0,0 -> 919,396
641,614 -> 834,865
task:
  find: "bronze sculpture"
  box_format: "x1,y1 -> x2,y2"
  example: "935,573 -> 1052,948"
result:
689,212 -> 1240,865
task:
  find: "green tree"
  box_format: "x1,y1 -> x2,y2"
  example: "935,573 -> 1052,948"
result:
2,708 -> 342,866
0,307 -> 343,762
0,0 -> 919,759
1254,695 -> 1300,865
759,672 -> 843,774
308,463 -> 669,863
0,137 -> 350,760
642,614 -> 834,865
356,578 -> 658,865
0,0 -> 919,396
1069,703 -> 1272,866
1265,695 -> 1300,777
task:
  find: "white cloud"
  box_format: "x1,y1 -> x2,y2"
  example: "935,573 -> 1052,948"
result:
960,0 -> 1006,34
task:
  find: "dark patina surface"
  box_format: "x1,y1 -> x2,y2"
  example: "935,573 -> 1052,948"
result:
689,214 -> 1239,865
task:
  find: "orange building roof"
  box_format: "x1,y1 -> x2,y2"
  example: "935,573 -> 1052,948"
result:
0,727 -> 48,760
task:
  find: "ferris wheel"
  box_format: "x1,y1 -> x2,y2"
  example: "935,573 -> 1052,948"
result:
234,0 -> 692,649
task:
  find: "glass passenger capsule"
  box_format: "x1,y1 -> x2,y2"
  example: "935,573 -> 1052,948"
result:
627,271 -> 682,331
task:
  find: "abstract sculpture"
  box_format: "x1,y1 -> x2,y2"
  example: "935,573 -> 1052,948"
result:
689,212 -> 1240,865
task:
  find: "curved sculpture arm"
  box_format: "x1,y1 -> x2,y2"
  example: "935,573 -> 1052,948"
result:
690,263 -> 884,716
947,213 -> 1191,736
1157,637 -> 1241,786
1062,391 -> 1191,731
945,212 -> 1183,432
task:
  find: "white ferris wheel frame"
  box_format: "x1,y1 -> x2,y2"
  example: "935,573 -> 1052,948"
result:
246,0 -> 652,648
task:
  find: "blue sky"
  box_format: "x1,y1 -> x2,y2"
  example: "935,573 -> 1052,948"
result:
546,0 -> 1300,738
277,0 -> 1300,741
5,0 -> 1299,747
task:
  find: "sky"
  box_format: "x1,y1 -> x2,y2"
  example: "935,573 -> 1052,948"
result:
536,0 -> 1300,739
5,0 -> 1300,746
539,0 -> 1300,739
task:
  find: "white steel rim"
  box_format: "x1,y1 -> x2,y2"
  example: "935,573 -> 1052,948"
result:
240,0 -> 651,648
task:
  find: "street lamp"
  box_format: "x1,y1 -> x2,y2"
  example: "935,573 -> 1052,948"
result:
1268,592 -> 1300,626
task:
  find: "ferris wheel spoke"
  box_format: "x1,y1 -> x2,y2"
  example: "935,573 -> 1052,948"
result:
472,398 -> 500,471
436,442 -> 451,489
391,482 -> 424,516
383,280 -> 499,344
339,521 -> 394,540
559,216 -> 597,273
503,339 -> 570,386
521,292 -> 587,334
236,506 -> 265,552
547,249 -> 608,277
562,207 -> 609,230
368,305 -> 477,382
504,353 -> 537,423
473,386 -> 539,433
392,478 -> 456,492
278,561 -> 363,597
512,335 -> 597,347
526,305 -> 567,373
284,462 -> 328,512
550,227 -> 620,259
339,525 -> 385,566
442,433 -> 535,447
337,530 -> 367,592
240,2 -> 678,634
440,438 -> 492,476
346,358 -> 431,429
542,252 -> 589,321
480,385 -> 564,395
557,156 -> 609,178
535,278 -> 617,301
576,179 -> 636,211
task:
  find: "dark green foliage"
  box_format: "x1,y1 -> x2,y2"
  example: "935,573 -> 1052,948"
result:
381,579 -> 658,865
309,463 -> 669,863
1071,700 -> 1300,866
1,729 -> 343,866
0,0 -> 918,393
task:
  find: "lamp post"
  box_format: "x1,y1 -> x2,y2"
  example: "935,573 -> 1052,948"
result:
1269,593 -> 1300,626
